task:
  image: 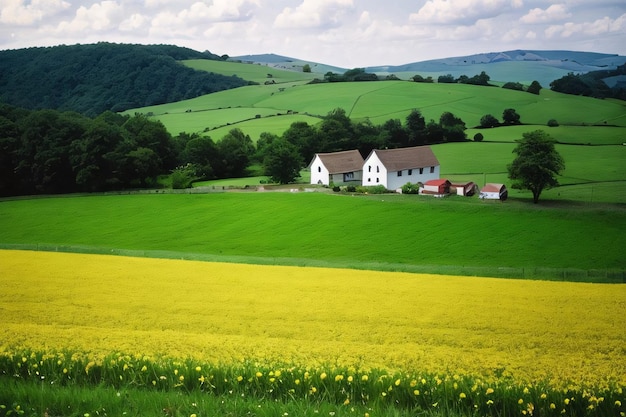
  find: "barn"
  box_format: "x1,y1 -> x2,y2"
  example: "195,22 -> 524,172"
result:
451,181 -> 478,196
421,178 -> 451,195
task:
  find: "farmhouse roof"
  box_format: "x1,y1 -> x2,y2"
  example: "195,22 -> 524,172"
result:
368,146 -> 439,171
314,150 -> 364,174
481,183 -> 506,193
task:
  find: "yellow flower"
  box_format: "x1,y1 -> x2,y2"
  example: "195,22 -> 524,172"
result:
564,398 -> 570,405
335,374 -> 344,382
179,375 -> 184,381
320,372 -> 327,380
550,403 -> 556,409
198,375 -> 205,383
410,379 -> 417,387
310,386 -> 317,394
347,376 -> 353,382
237,375 -> 243,382
541,393 -> 547,399
487,400 -> 494,406
295,379 -> 300,385
141,365 -> 147,372
195,366 -> 201,372
394,378 -> 401,386
63,368 -> 68,374
274,370 -> 281,377
256,372 -> 262,378
459,393 -> 466,399
413,390 -> 420,396
518,399 -> 524,405
191,414 -> 197,417
361,374 -> 369,382
343,398 -> 350,405
615,400 -> 622,407
486,388 -> 494,395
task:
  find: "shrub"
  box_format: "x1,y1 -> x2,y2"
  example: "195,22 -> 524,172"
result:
473,133 -> 484,142
547,119 -> 559,127
332,186 -> 341,192
346,185 -> 357,193
401,182 -> 421,194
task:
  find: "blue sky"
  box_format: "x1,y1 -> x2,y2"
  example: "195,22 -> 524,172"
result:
1,0 -> 624,67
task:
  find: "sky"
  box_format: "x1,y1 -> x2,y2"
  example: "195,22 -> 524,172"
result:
1,0 -> 625,68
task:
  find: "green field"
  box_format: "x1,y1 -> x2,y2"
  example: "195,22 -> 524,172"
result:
126,76 -> 626,140
0,193 -> 624,280
183,59 -> 318,84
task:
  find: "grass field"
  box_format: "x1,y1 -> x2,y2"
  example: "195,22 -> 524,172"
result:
0,193 -> 624,280
182,59 -> 318,84
126,80 -> 626,140
1,250 -> 624,416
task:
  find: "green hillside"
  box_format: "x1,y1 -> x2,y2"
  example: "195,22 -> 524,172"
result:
128,78 -> 626,140
183,59 -> 318,84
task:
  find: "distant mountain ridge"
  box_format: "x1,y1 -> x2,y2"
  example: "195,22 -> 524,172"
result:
234,50 -> 626,86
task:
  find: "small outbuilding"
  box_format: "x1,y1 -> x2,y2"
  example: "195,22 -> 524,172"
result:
421,178 -> 451,195
451,181 -> 478,196
479,183 -> 508,200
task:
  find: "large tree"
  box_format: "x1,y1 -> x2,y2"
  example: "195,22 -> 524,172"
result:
263,138 -> 303,184
508,130 -> 565,204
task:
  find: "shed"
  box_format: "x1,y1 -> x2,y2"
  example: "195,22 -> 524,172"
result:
479,183 -> 508,200
422,178 -> 451,195
450,181 -> 478,196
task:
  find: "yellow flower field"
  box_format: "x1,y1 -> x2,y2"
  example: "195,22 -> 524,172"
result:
1,249 -> 624,388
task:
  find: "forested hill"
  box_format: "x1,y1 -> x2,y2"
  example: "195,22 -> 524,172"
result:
0,43 -> 249,116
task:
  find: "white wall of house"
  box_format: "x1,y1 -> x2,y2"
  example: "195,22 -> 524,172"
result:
362,153 -> 388,187
388,166 -> 439,190
310,155 -> 330,185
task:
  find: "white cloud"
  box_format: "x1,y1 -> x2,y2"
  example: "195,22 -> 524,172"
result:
545,13 -> 626,38
520,4 -> 571,24
273,0 -> 354,29
54,1 -> 123,33
0,0 -> 70,25
409,0 -> 523,25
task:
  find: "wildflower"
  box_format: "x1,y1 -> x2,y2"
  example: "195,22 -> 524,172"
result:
616,400 -> 622,407
361,374 -> 369,382
413,390 -> 420,396
486,400 -> 494,406
310,386 -> 317,394
320,372 -> 327,380
63,368 -> 68,374
518,399 -> 524,405
295,379 -> 300,385
195,366 -> 201,372
191,414 -> 197,417
274,370 -> 281,377
237,376 -> 243,382
123,364 -> 129,371
179,375 -> 184,381
343,398 -> 350,405
394,378 -> 401,386
335,374 -> 343,382
459,393 -> 466,399
198,375 -> 205,383
486,387 -> 494,395
256,372 -> 262,378
410,379 -> 417,387
541,393 -> 547,399
564,398 -> 570,405
141,365 -> 147,372
550,403 -> 556,409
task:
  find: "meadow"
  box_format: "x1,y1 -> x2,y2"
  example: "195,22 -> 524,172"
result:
1,250 -> 624,416
0,193 -> 624,280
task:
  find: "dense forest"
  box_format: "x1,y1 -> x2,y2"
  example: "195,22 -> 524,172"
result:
549,63 -> 626,99
0,43 -> 249,116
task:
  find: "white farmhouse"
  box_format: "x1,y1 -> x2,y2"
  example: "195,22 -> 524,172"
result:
362,146 -> 440,190
309,150 -> 364,186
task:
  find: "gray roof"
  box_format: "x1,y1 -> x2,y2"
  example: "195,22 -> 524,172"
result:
315,150 -> 364,174
368,146 -> 439,171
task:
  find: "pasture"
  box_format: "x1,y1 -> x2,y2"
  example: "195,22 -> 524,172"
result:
0,250 -> 624,416
0,193 -> 624,279
127,80 -> 626,139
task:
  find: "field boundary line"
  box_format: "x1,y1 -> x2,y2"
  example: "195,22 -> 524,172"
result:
1,244 -> 624,284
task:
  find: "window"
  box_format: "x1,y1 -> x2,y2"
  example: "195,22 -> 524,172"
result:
397,171 -> 402,177
368,165 -> 371,172
408,169 -> 412,175
367,178 -> 371,182
376,166 -> 380,173
430,166 -> 435,173
376,177 -> 379,183
419,168 -> 424,174
318,166 -> 321,172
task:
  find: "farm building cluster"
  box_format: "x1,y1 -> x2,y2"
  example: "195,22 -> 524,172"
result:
308,146 -> 507,200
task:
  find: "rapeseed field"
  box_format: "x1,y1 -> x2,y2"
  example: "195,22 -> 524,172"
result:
0,250 -> 624,416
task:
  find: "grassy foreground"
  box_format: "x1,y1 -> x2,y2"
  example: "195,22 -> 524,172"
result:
1,250 -> 624,416
0,193 -> 624,280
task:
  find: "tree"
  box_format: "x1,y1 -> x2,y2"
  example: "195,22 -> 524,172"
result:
502,108 -> 521,125
479,114 -> 499,128
217,128 -> 255,178
302,64 -> 311,73
527,80 -> 542,95
507,130 -> 565,204
406,109 -> 426,145
438,74 -> 455,83
263,139 -> 303,184
473,133 -> 484,142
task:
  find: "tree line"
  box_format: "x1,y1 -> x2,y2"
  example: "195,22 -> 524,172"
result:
0,43 -> 250,117
0,102 -> 475,195
549,63 -> 626,100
